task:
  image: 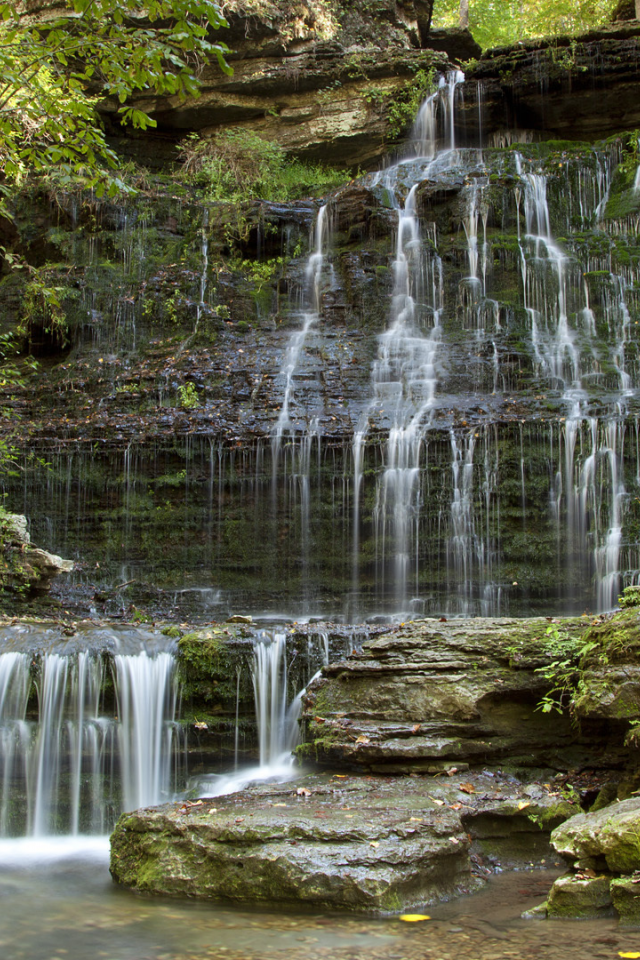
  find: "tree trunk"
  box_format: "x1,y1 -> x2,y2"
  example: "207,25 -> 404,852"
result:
460,0 -> 469,29
636,0 -> 640,20
414,0 -> 435,46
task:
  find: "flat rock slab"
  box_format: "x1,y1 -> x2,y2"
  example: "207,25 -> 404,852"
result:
110,772 -> 576,914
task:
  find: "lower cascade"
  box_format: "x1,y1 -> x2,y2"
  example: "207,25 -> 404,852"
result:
0,627 -> 333,838
0,648 -> 183,837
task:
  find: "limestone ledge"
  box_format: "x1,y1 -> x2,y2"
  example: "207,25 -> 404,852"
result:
297,613 -> 638,771
109,770 -> 574,913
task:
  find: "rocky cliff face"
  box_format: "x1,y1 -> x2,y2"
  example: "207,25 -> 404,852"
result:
101,13 -> 640,170
2,15 -> 640,620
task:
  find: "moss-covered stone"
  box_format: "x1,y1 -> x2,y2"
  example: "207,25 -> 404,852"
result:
546,874 -> 613,919
611,876 -> 640,925
551,798 -> 640,873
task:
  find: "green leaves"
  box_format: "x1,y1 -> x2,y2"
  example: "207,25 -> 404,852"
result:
0,0 -> 231,198
433,0 -> 617,49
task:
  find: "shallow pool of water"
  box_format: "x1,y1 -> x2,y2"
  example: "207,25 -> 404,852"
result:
1,841 -> 640,960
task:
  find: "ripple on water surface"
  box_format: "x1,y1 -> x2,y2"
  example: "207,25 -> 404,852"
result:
0,853 -> 640,960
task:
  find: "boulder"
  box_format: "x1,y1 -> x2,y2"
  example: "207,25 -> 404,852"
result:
546,874 -> 613,919
611,877 -> 640,925
0,511 -> 73,596
551,798 -> 640,874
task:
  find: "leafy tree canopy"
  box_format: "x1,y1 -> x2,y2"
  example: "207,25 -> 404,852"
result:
433,0 -> 619,49
0,0 -> 230,205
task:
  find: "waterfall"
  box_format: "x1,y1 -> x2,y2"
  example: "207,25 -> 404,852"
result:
271,205 -> 331,614
353,71 -> 462,613
517,154 -> 629,609
189,628 -> 339,798
272,204 -> 331,448
251,632 -> 301,766
0,650 -> 183,838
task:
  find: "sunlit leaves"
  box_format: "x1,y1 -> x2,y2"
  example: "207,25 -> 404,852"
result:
0,0 -> 230,198
433,0 -> 618,48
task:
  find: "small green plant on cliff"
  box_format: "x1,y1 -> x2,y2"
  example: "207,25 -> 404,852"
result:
534,624 -> 597,714
178,383 -> 199,409
18,268 -> 76,348
365,69 -> 437,141
178,130 -> 349,202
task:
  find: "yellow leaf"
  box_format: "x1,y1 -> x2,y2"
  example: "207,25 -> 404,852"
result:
399,914 -> 431,922
370,841 -> 379,847
518,801 -> 530,810
619,953 -> 640,958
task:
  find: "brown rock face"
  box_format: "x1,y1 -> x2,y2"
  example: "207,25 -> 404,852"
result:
98,3 -> 480,169
296,616 -> 629,771
463,24 -> 640,144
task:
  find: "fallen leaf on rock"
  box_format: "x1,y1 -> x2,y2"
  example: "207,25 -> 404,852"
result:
459,783 -> 475,795
296,787 -> 312,797
428,797 -> 444,806
446,767 -> 458,776
449,837 -> 460,844
518,801 -> 530,810
410,816 -> 424,821
332,774 -> 347,778
355,735 -> 370,745
273,803 -> 287,808
619,953 -> 640,958
315,717 -> 326,724
234,817 -> 245,823
399,915 -> 431,922
370,841 -> 380,848
411,723 -> 421,733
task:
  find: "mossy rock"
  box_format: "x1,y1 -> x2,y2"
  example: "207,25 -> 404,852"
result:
546,874 -> 613,919
551,798 -> 640,874
611,877 -> 640,925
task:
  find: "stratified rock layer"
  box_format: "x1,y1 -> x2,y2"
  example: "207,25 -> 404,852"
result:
297,616 -> 619,771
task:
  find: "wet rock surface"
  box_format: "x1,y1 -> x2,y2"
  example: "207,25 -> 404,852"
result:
109,770 -> 573,913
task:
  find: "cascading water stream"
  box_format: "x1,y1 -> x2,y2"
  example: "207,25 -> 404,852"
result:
0,649 -> 183,838
271,206 -> 331,613
353,70 -> 462,613
516,153 -> 629,609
